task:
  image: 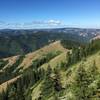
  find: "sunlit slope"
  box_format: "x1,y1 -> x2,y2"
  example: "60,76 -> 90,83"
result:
40,52 -> 67,70
31,51 -> 100,100
0,41 -> 66,71
18,41 -> 66,69
0,75 -> 21,93
0,41 -> 67,93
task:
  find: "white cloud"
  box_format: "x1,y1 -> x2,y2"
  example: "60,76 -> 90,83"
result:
47,20 -> 62,26
31,20 -> 62,26
0,19 -> 65,29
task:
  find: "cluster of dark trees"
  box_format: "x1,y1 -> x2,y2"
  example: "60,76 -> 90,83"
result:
0,55 -> 25,84
0,64 -> 62,100
61,39 -> 100,99
65,39 -> 100,67
0,66 -> 46,100
0,59 -> 8,70
0,51 -> 61,100
40,66 -> 63,100
71,62 -> 100,100
61,39 -> 85,49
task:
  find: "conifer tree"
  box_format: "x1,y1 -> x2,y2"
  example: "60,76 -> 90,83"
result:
73,63 -> 92,100
54,68 -> 62,92
41,65 -> 54,99
8,85 -> 17,100
66,51 -> 71,66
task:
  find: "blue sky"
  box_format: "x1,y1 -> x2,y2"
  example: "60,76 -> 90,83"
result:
0,0 -> 100,29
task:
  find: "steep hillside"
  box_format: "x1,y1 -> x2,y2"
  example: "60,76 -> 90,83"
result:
0,41 -> 67,94
0,41 -> 66,71
0,39 -> 100,100
30,50 -> 100,100
29,39 -> 100,100
18,41 -> 66,69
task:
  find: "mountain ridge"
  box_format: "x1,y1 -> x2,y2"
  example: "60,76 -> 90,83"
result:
0,28 -> 99,58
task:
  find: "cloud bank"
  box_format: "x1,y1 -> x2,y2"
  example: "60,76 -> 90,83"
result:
0,20 -> 65,29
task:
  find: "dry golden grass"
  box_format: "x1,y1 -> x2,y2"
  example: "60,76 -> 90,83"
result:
93,35 -> 100,40
2,56 -> 19,70
0,56 -> 20,93
18,41 -> 66,69
0,75 -> 21,93
0,41 -> 66,71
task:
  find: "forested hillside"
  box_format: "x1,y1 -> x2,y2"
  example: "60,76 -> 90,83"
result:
0,39 -> 100,100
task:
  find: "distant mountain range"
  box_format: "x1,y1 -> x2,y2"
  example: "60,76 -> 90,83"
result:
0,28 -> 100,36
0,28 -> 100,58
